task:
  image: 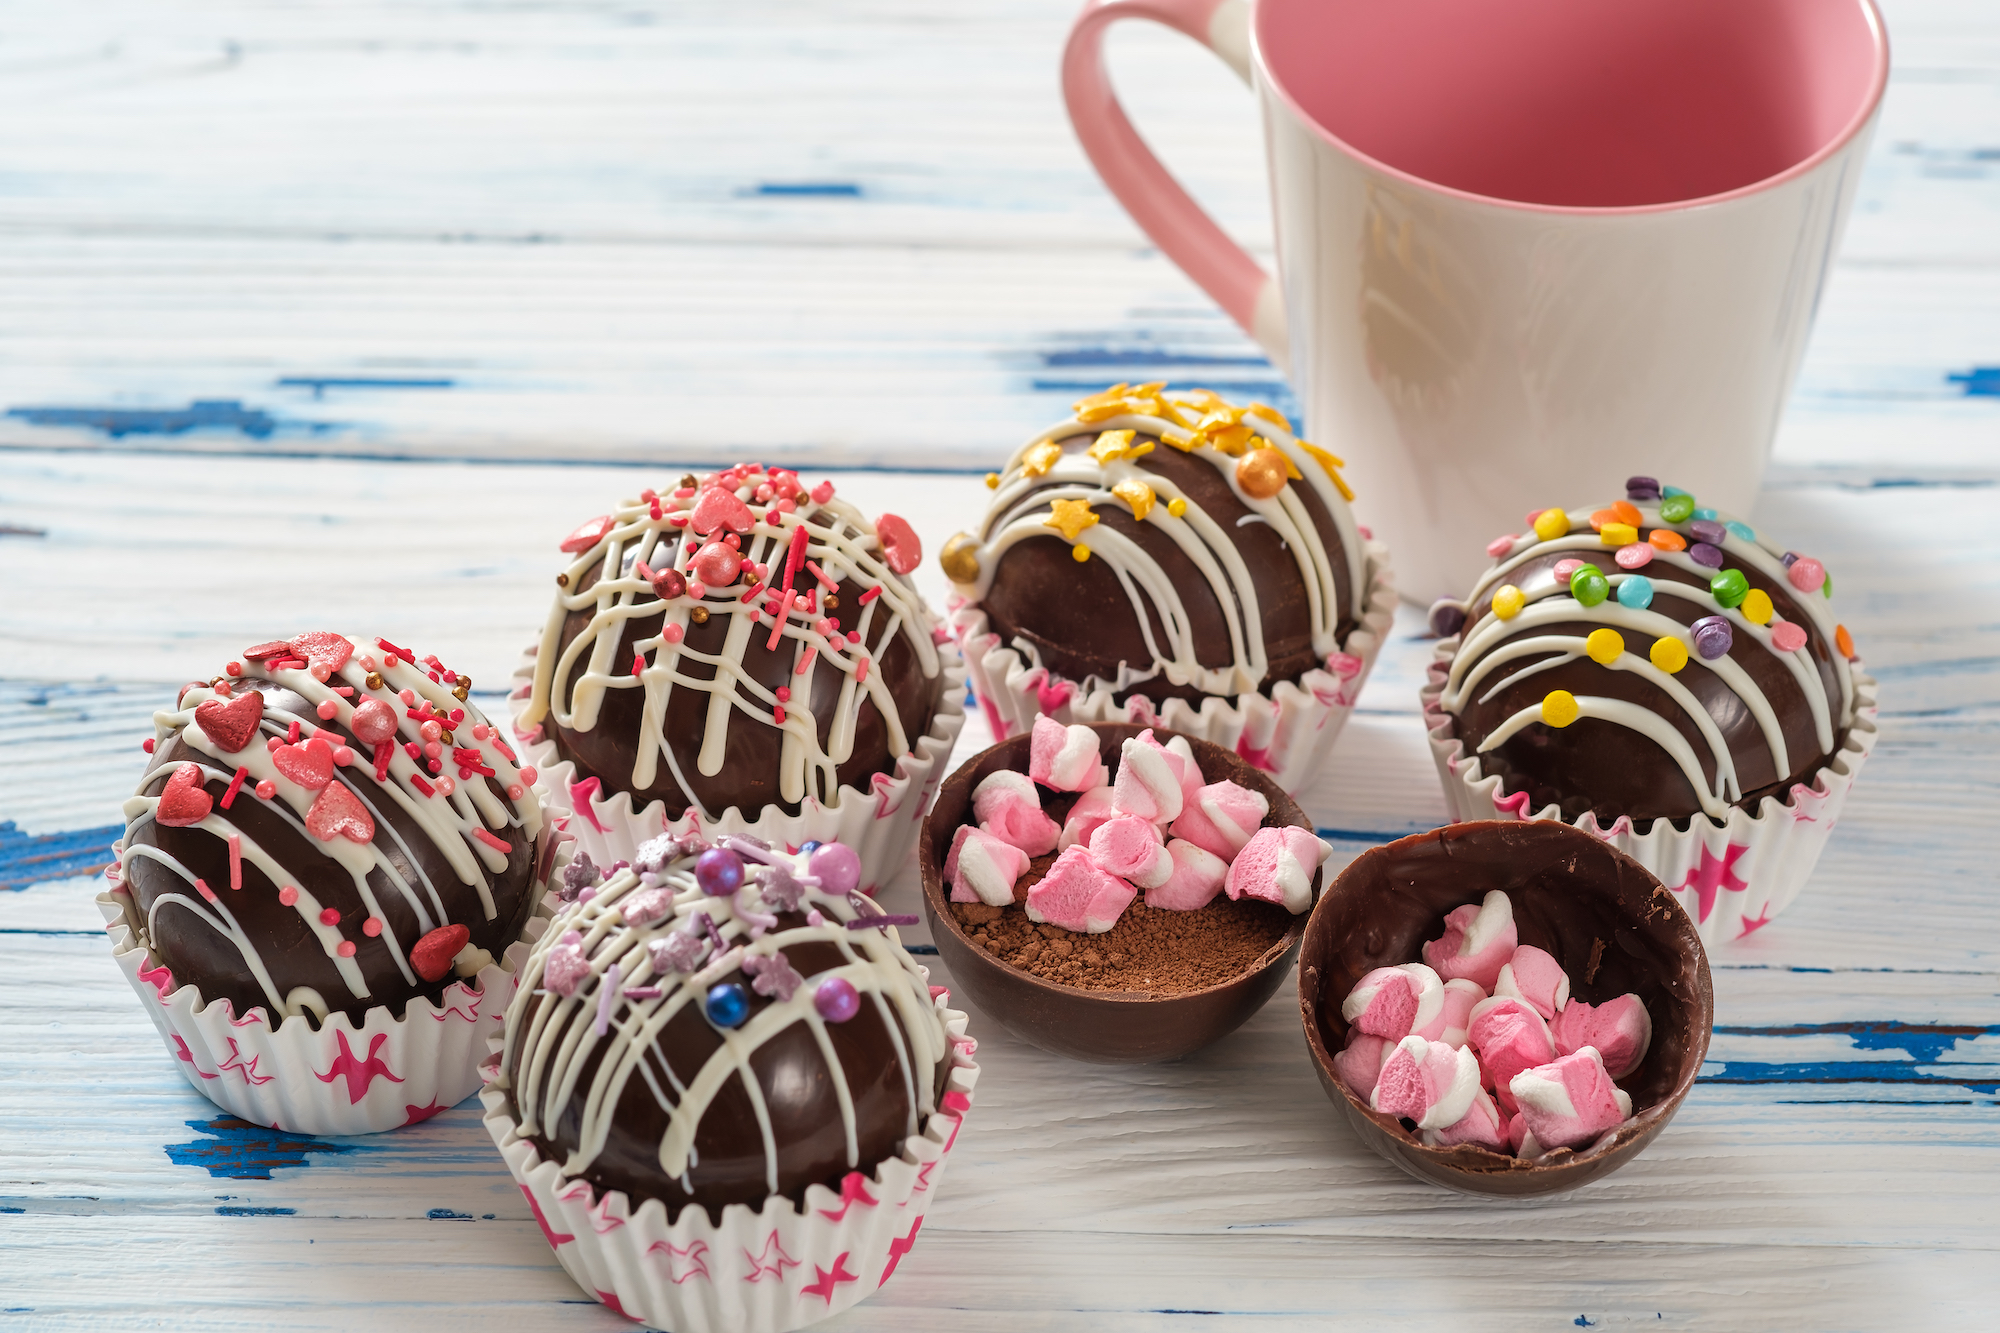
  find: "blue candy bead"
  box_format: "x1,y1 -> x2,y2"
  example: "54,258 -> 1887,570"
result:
1662,485 -> 1690,498
706,981 -> 750,1028
1692,506 -> 1718,521
799,840 -> 823,854
1616,575 -> 1654,610
1725,520 -> 1756,541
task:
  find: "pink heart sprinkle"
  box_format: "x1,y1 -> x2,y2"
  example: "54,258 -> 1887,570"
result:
306,782 -> 375,843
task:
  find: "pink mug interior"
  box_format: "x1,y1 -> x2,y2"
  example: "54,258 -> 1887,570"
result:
1255,0 -> 1887,210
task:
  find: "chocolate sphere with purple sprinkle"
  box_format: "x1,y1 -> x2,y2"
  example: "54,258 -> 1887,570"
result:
1427,482 -> 1861,826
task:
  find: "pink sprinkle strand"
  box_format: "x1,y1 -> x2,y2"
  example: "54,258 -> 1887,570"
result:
473,827 -> 511,854
594,963 -> 621,1036
196,878 -> 217,903
805,560 -> 837,590
220,765 -> 249,810
795,646 -> 817,676
856,657 -> 871,684
858,585 -> 882,605
228,834 -> 242,891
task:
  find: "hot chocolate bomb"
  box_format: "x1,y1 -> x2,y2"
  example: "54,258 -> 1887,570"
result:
943,385 -> 1369,706
1429,482 -> 1861,826
118,634 -> 548,1026
521,465 -> 947,823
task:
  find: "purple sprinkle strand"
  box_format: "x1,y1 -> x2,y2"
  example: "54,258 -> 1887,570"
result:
593,963 -> 621,1035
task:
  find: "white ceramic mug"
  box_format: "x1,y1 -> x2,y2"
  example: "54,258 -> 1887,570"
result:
1064,0 -> 1889,604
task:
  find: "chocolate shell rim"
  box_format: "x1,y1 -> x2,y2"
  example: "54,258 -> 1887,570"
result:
918,721 -> 1318,1007
1297,819 -> 1714,1189
1421,644 -> 1881,833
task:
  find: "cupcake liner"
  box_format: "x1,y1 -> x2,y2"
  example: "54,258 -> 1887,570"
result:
98,856 -> 560,1136
479,985 -> 979,1333
950,538 -> 1396,796
1421,647 -> 1880,949
508,636 -> 966,894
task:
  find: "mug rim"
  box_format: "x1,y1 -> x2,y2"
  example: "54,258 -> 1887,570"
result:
1248,0 -> 1890,216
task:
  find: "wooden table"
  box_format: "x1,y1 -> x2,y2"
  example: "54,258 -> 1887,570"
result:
3,1 -> 1997,1327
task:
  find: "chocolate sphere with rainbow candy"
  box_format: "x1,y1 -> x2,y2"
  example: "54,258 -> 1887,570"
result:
1421,478 -> 1878,945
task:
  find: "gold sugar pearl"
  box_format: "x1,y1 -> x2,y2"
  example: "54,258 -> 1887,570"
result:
824,595 -> 839,609
439,730 -> 454,746
680,474 -> 699,489
453,682 -> 471,702
555,572 -> 569,587
690,606 -> 710,624
939,532 -> 981,584
1235,447 -> 1290,499
365,671 -> 384,690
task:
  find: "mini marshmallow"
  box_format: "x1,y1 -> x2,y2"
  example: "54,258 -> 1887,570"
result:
1169,779 -> 1268,861
1162,734 -> 1203,808
1509,1046 -> 1634,1151
1088,815 -> 1173,889
1028,714 -> 1109,792
1223,825 -> 1325,915
1494,944 -> 1571,1019
944,824 -> 1030,907
1371,1035 -> 1482,1131
1416,977 -> 1488,1049
1340,962 -> 1444,1041
1550,993 -> 1653,1080
1112,732 -> 1186,824
1023,844 -> 1136,934
1057,786 -> 1118,851
1420,1085 -> 1510,1152
1420,889 -> 1519,990
1335,1031 -> 1395,1100
971,769 -> 1060,856
1145,838 -> 1229,911
1465,995 -> 1556,1114
1506,1111 -> 1542,1158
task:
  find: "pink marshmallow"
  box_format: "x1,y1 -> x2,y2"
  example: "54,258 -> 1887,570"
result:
1335,1031 -> 1395,1100
1340,962 -> 1444,1041
1057,786 -> 1117,851
1168,779 -> 1268,861
1112,733 -> 1185,824
1132,729 -> 1203,810
1509,1046 -> 1634,1151
1507,1111 -> 1538,1157
1088,815 -> 1173,889
1550,993 -> 1653,1080
1416,977 -> 1488,1049
1028,714 -> 1108,792
970,769 -> 1060,856
1421,1085 -> 1510,1152
1023,845 -> 1136,934
1145,838 -> 1229,911
1494,944 -> 1571,1019
1370,1035 -> 1482,1131
1465,995 -> 1556,1113
1223,825 -> 1324,915
1420,889 -> 1519,990
944,824 -> 1030,907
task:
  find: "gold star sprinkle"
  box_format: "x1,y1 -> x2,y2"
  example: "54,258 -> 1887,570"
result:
1246,402 -> 1293,433
1044,497 -> 1100,542
1089,430 -> 1136,464
1111,479 -> 1156,522
1020,439 -> 1064,478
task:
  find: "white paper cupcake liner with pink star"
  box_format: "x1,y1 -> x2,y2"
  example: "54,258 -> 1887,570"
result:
507,638 -> 965,895
478,986 -> 978,1333
98,871 -> 558,1136
950,538 -> 1396,797
1421,653 -> 1879,949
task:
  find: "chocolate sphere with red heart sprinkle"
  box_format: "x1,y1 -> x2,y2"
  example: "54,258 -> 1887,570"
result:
521,463 -> 954,829
116,633 -> 554,1027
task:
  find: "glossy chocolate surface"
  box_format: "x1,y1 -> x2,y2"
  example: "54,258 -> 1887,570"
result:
508,923 -> 935,1225
920,723 -> 1317,1064
124,683 -> 544,1026
1298,820 -> 1712,1196
1451,537 -> 1847,824
978,439 -> 1355,704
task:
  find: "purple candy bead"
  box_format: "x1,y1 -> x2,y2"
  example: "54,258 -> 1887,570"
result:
1781,551 -> 1800,568
1625,475 -> 1660,500
814,975 -> 860,1023
1428,601 -> 1466,638
1688,519 -> 1728,546
1690,615 -> 1734,660
695,846 -> 744,896
1688,541 -> 1724,568
808,841 -> 862,896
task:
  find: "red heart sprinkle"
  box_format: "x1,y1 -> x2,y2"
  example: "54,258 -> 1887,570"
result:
350,697 -> 398,746
875,512 -> 922,574
410,924 -> 471,982
288,632 -> 354,682
273,737 -> 335,791
242,641 -> 292,661
560,515 -> 614,553
193,690 -> 265,754
690,486 -> 754,536
305,782 -> 375,843
154,763 -> 213,827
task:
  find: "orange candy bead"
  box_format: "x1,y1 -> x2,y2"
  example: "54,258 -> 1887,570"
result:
1588,501 -> 1644,532
1648,528 -> 1687,552
1835,624 -> 1855,659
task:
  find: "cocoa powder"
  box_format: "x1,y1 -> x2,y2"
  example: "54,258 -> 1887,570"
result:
948,852 -> 1294,995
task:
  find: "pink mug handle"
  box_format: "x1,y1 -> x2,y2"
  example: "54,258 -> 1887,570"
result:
1062,0 -> 1288,368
